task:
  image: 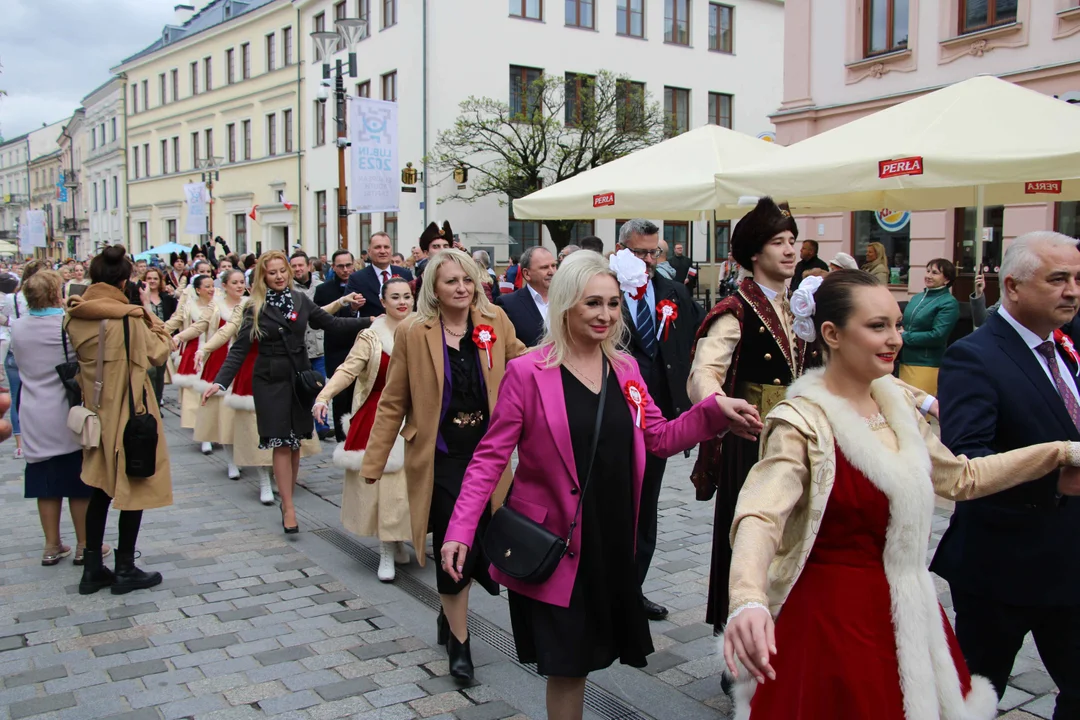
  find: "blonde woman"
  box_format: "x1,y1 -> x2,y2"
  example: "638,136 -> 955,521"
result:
861,241 -> 890,284
314,277 -> 415,582
361,248 -> 527,682
204,252 -> 369,531
165,273 -> 214,431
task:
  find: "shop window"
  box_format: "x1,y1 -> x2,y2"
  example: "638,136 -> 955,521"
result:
954,205 -> 1005,274
1056,201 -> 1079,240
713,220 -> 731,262
569,220 -> 594,243
663,221 -> 689,248
853,210 -> 912,285
510,208 -> 542,249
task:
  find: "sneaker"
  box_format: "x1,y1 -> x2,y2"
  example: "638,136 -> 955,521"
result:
13,447 -> 23,460
377,543 -> 396,582
200,442 -> 213,455
393,542 -> 410,565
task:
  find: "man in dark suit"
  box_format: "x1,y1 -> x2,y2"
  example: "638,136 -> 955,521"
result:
494,246 -> 556,347
314,249 -> 365,441
791,239 -> 830,293
668,242 -> 698,291
346,231 -> 413,318
616,219 -> 705,620
935,231 -> 1080,720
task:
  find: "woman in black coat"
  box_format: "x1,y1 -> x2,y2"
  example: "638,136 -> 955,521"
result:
205,251 -> 369,533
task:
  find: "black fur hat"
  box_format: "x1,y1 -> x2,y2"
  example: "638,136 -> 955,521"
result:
731,197 -> 798,270
169,251 -> 188,266
419,220 -> 455,253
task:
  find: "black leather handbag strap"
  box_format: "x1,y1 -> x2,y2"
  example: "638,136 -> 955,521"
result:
122,317 -> 140,417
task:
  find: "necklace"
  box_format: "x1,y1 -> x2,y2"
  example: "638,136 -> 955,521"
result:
564,358 -> 602,392
443,324 -> 467,337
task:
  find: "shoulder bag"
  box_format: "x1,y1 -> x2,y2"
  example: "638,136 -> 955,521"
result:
482,356 -> 608,584
272,301 -> 324,411
56,326 -> 82,408
66,320 -> 106,449
121,316 -> 159,478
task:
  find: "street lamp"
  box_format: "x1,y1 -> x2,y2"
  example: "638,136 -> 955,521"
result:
311,15 -> 367,251
198,156 -> 224,244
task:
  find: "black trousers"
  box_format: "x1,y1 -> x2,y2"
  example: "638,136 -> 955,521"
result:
951,585 -> 1079,720
325,351 -> 350,441
634,452 -> 668,588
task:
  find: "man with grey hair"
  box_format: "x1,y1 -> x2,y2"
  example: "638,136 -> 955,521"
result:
495,246 -> 556,347
616,218 -> 704,621
471,250 -> 496,280
936,230 -> 1080,718
557,244 -> 580,265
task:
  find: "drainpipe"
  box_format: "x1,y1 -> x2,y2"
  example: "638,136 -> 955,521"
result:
421,0 -> 428,227
120,72 -> 131,251
296,3 -> 304,253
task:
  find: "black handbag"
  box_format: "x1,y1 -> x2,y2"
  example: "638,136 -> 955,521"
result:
56,328 -> 82,408
275,325 -> 324,411
482,356 -> 608,584
121,317 -> 159,478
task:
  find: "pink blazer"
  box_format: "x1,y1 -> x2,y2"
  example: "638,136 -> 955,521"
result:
445,349 -> 731,608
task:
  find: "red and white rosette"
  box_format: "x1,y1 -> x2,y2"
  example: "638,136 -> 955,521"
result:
1055,328 -> 1080,368
473,324 -> 496,370
655,300 -> 678,342
624,380 -> 648,430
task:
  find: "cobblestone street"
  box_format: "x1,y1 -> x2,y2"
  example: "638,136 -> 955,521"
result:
0,388 -> 1062,719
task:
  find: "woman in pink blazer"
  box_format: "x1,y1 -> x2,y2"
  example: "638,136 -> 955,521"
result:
443,251 -> 762,719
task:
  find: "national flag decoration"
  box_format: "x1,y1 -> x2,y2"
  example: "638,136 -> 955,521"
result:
248,205 -> 259,221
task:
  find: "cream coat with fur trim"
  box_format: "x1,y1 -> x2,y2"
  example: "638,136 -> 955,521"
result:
727,368 -> 1079,720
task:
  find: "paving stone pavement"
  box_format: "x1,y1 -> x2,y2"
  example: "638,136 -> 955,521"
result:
0,387 -> 1060,720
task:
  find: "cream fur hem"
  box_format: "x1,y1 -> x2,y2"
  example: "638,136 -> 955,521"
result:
224,391 -> 255,411
333,434 -> 404,473
172,372 -> 199,388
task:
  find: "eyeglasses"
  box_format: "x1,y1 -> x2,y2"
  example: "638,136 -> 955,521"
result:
624,247 -> 662,260
335,263 -> 354,270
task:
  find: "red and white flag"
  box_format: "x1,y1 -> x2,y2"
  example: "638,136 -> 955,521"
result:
248,205 -> 259,221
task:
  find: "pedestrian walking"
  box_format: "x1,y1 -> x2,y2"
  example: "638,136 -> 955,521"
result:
165,274 -> 214,433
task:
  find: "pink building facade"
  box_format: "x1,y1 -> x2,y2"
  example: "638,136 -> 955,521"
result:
776,0 -> 1080,301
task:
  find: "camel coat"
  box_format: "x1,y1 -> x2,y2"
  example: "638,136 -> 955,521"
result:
360,306 -> 527,563
65,284 -> 173,510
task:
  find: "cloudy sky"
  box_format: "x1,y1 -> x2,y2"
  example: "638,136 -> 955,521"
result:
0,0 -> 205,139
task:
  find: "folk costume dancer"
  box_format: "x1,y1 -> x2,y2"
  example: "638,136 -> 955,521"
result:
165,274 -> 214,434
314,278 -> 415,582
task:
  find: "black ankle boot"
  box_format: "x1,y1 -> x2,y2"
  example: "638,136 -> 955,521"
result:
446,632 -> 474,682
111,551 -> 162,595
78,548 -> 115,595
437,610 -> 449,646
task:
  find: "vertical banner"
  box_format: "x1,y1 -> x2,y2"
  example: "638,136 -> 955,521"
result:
184,181 -> 209,235
348,97 -> 399,213
56,173 -> 68,203
21,210 -> 47,253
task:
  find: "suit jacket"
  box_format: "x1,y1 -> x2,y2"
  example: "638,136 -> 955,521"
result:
495,287 -> 545,347
345,264 -> 415,318
622,273 -> 704,419
313,275 -> 362,362
669,254 -> 696,287
932,311 -> 1080,606
444,348 -> 731,608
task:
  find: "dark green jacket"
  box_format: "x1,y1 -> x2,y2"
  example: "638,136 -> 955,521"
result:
900,287 -> 960,367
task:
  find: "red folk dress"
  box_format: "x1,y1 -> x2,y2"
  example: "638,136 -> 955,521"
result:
340,352 -> 390,453
749,448 -> 975,720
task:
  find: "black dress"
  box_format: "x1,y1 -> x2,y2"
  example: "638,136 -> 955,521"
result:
429,328 -> 499,597
508,367 -> 654,677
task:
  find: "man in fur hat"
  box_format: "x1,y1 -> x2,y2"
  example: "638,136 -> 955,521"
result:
166,252 -> 190,296
413,221 -> 453,300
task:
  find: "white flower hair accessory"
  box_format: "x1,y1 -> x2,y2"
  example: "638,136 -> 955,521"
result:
609,248 -> 649,298
790,275 -> 824,343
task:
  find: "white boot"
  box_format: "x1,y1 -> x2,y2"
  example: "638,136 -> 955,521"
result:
225,446 -> 240,480
393,541 -> 410,565
258,469 -> 274,505
377,543 -> 396,582
200,441 -> 213,455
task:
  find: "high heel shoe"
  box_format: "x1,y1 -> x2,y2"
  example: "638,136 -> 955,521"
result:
437,609 -> 449,646
281,506 -> 299,535
446,631 -> 474,682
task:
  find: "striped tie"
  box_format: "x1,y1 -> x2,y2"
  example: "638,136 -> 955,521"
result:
636,296 -> 656,356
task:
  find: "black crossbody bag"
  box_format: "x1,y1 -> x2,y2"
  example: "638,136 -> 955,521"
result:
483,356 -> 608,584
56,326 -> 82,408
122,317 -> 159,478
274,322 -> 324,411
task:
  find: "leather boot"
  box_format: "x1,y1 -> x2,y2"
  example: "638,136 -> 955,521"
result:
78,548 -> 115,595
111,551 -> 162,595
446,632 -> 474,682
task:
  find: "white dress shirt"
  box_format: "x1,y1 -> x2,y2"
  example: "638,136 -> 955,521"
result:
372,263 -> 393,292
998,305 -> 1080,407
527,284 -> 549,322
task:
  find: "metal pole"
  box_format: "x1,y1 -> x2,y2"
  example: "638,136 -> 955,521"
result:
973,184 -> 986,273
336,65 -> 348,251
207,176 -> 214,242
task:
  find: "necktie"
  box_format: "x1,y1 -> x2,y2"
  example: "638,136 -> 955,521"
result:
381,270 -> 389,286
635,294 -> 657,356
1036,341 -> 1080,432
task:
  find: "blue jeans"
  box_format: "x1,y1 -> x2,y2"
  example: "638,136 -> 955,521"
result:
5,351 -> 21,436
311,356 -> 329,433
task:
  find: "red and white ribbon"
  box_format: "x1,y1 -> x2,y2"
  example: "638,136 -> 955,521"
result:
1055,329 -> 1080,370
624,380 -> 648,429
656,300 -> 678,342
473,325 -> 496,370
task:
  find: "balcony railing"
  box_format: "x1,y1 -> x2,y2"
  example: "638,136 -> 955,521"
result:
0,194 -> 29,205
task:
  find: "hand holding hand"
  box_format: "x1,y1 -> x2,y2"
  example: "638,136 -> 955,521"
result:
170,336 -> 181,352
193,348 -> 206,372
313,402 -> 329,425
723,606 -> 777,684
345,292 -> 366,310
715,396 -> 764,441
440,541 -> 469,583
201,384 -> 221,405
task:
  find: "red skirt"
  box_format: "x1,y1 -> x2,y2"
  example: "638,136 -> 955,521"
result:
342,390 -> 381,451
175,338 -> 200,378
199,319 -> 229,384
231,340 -> 258,398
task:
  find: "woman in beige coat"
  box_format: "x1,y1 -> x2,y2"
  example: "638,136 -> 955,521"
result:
65,246 -> 172,596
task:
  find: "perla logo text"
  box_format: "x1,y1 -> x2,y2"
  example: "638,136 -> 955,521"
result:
878,156 -> 924,179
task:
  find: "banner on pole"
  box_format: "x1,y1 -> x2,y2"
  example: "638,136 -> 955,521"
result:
348,97 -> 399,214
21,209 -> 47,253
56,173 -> 68,203
184,182 -> 209,236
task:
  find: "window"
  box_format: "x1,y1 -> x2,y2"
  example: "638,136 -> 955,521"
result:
853,210 -> 913,284
283,109 -> 293,153
954,205 -> 1004,275
192,132 -> 200,169
381,71 -> 397,102
267,114 -> 277,156
93,182 -> 99,212
313,11 -> 326,59
663,221 -> 689,248
708,92 -> 733,128
171,69 -> 179,101
142,79 -> 149,110
315,101 -> 327,146
131,84 -> 139,114
316,191 -> 327,256
241,43 -> 251,79
226,48 -> 235,84
709,3 -> 733,52
357,81 -> 371,97
359,213 -> 372,248
713,220 -> 731,262
92,130 -> 97,151
569,220 -> 594,243
1058,202 -> 1080,240
204,57 -> 212,91
133,146 -> 140,179
564,73 -> 594,127
865,0 -> 909,56
510,65 -> 543,118
266,33 -> 276,72
138,222 -> 148,253
172,137 -> 180,173
509,208 -> 542,249
234,213 -> 248,254
959,0 -> 1016,35
191,61 -> 199,95
566,0 -> 594,28
144,143 -> 150,175
665,0 -> 691,45
357,0 -> 371,37
664,86 -> 690,136
204,129 -> 214,160
167,219 -> 177,244
159,73 -> 167,104
281,26 -> 293,66
111,118 -> 117,141
616,79 -> 646,132
334,1 -> 346,20
161,139 -> 169,174
383,0 -> 397,27
384,212 -> 398,243
510,0 -> 542,20
226,123 -> 236,163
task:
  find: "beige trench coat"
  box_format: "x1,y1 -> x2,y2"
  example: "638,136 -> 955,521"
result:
65,284 -> 173,511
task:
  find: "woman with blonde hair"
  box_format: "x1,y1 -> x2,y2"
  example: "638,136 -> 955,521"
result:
0,258 -> 47,460
861,241 -> 890,284
204,251 -> 369,530
362,248 -> 527,682
442,251 -> 761,716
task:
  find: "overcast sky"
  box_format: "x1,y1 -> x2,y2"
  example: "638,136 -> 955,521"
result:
0,0 -> 203,139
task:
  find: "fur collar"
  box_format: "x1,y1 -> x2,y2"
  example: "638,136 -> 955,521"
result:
370,316 -> 397,356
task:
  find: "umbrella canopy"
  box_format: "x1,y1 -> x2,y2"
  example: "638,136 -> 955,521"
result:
143,242 -> 192,257
713,75 -> 1080,213
512,125 -> 785,221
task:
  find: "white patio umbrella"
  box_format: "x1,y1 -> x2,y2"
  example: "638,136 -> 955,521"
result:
713,75 -> 1080,268
511,125 -> 785,221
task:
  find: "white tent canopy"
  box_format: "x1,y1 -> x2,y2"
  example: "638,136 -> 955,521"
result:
511,125 -> 785,221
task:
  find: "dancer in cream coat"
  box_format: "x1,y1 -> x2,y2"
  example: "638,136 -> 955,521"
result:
164,275 -> 214,431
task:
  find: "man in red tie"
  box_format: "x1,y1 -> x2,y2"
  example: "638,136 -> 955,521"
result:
346,231 -> 414,318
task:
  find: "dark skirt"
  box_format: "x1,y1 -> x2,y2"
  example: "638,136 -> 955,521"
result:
24,450 -> 91,499
706,432 -> 758,630
430,465 -> 499,597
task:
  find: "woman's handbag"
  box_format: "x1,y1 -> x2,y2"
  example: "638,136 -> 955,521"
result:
121,316 -> 159,478
56,327 -> 82,408
275,325 -> 324,411
482,356 -> 608,584
67,320 -> 106,449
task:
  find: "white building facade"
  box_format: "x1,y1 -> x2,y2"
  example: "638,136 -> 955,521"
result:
81,77 -> 128,253
295,0 -> 785,264
0,135 -> 31,245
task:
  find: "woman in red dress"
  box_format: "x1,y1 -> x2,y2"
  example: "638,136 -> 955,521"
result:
724,270 -> 1080,720
165,274 -> 215,432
